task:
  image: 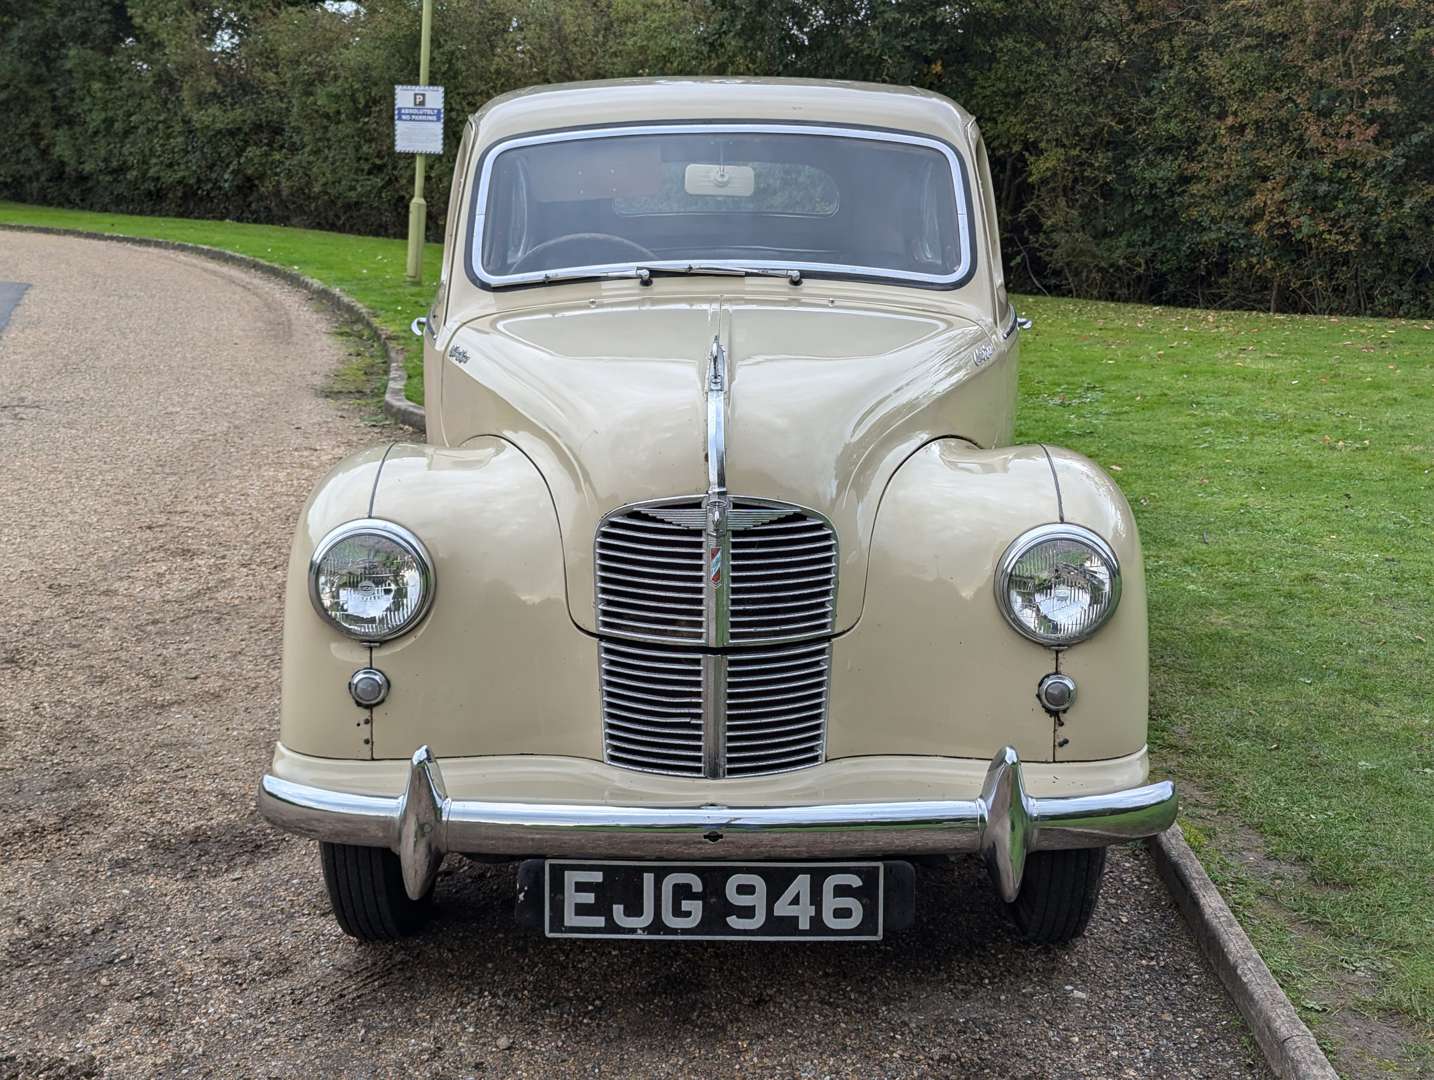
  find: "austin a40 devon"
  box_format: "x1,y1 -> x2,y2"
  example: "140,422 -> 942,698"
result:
258,79 -> 1177,944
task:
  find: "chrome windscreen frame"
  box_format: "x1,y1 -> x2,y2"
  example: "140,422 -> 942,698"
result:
465,122 -> 977,290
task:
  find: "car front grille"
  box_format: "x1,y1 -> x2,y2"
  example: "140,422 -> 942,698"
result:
595,503 -> 706,643
594,495 -> 837,778
723,640 -> 829,776
599,640 -> 705,775
599,638 -> 830,778
595,498 -> 837,645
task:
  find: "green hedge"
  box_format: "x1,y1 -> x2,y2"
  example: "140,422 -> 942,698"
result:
3,0 -> 1431,316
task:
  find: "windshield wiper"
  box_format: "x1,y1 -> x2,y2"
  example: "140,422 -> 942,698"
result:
523,264 -> 803,287
642,264 -> 803,285
530,267 -> 655,286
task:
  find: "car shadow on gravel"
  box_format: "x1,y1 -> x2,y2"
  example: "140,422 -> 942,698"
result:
268,845 -> 1265,1078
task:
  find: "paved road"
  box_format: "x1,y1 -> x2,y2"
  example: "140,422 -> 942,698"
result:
0,232 -> 1267,1079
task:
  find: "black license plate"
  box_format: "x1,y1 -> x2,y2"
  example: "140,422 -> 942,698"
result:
518,860 -> 914,941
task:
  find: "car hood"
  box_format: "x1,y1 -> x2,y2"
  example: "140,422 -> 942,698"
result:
440,291 -> 1015,634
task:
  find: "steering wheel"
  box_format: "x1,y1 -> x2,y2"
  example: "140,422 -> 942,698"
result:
510,233 -> 656,275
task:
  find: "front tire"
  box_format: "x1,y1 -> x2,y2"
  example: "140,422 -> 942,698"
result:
320,842 -> 434,941
1006,847 -> 1107,945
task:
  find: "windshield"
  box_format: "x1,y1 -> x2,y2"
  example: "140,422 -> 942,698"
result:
472,125 -> 973,288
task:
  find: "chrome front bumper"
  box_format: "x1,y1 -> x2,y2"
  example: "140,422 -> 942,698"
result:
257,745 -> 1178,903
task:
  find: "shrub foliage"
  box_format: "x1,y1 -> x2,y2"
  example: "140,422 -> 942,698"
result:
2,0 -> 1430,315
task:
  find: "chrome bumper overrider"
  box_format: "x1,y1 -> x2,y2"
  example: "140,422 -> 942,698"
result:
257,746 -> 1177,902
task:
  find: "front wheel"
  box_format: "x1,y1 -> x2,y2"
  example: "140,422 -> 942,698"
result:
320,842 -> 434,941
1006,847 -> 1107,945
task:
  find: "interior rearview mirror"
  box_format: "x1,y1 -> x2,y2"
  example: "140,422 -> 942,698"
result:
684,164 -> 755,198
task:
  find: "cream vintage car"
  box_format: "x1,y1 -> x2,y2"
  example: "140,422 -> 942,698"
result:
258,78 -> 1177,945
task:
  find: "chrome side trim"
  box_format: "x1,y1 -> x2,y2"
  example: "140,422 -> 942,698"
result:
258,745 -> 1178,903
470,123 -> 975,289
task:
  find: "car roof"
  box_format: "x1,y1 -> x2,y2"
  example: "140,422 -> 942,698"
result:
469,77 -> 977,149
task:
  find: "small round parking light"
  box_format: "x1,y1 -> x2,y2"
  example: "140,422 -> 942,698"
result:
349,668 -> 390,708
1037,673 -> 1077,713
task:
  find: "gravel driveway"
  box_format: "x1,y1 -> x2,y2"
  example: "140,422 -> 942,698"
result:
0,232 -> 1266,1079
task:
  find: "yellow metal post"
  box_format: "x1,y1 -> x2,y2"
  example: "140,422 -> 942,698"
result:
404,0 -> 435,284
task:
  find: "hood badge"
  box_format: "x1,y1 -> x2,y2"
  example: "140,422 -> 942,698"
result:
706,496 -> 728,588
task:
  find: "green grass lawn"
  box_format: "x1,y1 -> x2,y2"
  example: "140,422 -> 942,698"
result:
4,202 -> 1431,1069
1016,296 -> 1434,1070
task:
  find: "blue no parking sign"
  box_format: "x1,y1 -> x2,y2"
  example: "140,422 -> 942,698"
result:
394,85 -> 444,154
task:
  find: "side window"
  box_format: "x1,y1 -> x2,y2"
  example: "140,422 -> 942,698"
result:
973,133 -> 1009,325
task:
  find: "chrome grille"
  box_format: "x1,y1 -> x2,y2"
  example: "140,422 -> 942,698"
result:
595,502 -> 707,643
724,641 -> 829,776
599,639 -> 830,778
729,516 -> 838,643
596,496 -> 836,778
600,640 -> 705,775
595,497 -> 837,645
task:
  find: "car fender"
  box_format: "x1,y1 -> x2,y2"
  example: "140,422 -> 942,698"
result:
1044,447 -> 1149,762
829,439 -> 1146,765
279,444 -> 392,758
278,438 -> 599,760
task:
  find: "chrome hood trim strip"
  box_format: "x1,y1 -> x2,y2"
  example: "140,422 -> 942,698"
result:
703,334 -> 731,649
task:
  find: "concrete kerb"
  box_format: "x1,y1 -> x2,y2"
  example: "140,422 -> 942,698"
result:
1149,825 -> 1339,1079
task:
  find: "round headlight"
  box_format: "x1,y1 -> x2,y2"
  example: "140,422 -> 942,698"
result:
996,524 -> 1121,646
309,519 -> 435,642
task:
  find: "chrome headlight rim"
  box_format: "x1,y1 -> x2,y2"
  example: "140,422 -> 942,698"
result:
308,518 -> 436,643
995,523 -> 1122,647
